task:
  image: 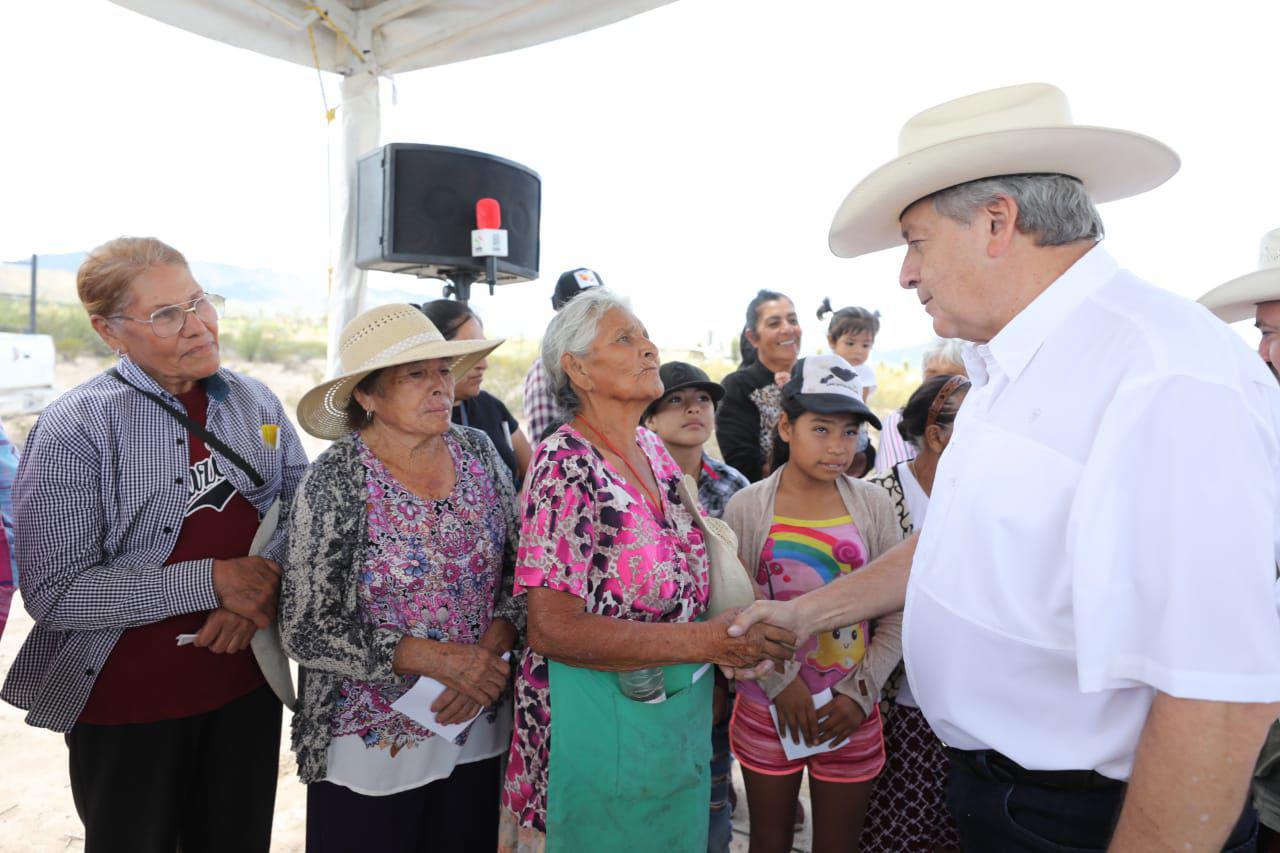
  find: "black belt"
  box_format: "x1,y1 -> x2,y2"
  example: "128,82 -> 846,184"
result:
946,748 -> 1124,793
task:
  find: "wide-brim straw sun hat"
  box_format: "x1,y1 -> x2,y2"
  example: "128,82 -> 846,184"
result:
1198,229 -> 1280,323
297,303 -> 503,439
828,82 -> 1181,259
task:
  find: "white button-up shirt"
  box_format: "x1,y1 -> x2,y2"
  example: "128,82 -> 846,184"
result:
903,244 -> 1280,780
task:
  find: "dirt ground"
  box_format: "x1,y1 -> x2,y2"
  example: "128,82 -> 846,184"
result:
0,357 -> 815,852
0,593 -> 817,852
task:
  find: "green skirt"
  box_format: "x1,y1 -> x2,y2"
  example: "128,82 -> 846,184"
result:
546,661 -> 712,853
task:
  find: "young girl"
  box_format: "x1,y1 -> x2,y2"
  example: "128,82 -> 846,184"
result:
722,354 -> 904,853
817,299 -> 880,402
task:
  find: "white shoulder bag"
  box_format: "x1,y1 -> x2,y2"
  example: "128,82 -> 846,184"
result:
676,475 -> 757,617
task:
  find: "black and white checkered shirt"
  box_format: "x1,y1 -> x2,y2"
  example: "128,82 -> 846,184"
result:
0,357 -> 308,732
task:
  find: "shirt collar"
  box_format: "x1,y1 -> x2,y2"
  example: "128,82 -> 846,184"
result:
700,454 -> 722,481
981,243 -> 1118,384
115,356 -> 237,402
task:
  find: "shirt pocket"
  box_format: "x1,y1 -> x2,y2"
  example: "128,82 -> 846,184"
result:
919,422 -> 1082,648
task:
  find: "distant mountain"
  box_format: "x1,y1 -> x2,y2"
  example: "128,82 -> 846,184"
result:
873,342 -> 930,370
2,253 -> 323,317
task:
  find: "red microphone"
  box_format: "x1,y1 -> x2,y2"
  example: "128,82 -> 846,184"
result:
471,197 -> 508,294
475,198 -> 502,230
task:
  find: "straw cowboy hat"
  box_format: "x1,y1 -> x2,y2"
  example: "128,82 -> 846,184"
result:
1198,229 -> 1280,323
828,83 -> 1181,258
297,303 -> 502,439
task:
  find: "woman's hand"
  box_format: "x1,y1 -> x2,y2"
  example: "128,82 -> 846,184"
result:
476,618 -> 518,657
421,641 -> 511,708
431,689 -> 484,726
772,677 -> 818,746
426,621 -> 517,725
815,693 -> 866,746
710,609 -> 797,671
194,607 -> 257,654
720,599 -> 810,681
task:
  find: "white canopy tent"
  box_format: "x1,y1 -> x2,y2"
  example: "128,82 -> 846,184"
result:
108,0 -> 675,366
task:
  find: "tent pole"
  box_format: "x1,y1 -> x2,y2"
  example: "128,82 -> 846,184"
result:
327,70 -> 381,372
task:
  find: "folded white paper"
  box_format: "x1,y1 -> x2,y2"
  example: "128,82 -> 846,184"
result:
391,652 -> 511,742
768,687 -> 850,760
176,633 -> 198,646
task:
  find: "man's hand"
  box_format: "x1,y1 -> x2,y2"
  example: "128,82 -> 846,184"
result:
815,693 -> 866,746
194,608 -> 257,654
709,609 -> 797,671
211,557 -> 281,629
772,677 -> 818,746
720,600 -> 808,680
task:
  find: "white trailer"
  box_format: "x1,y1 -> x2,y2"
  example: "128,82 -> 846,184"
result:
0,332 -> 59,417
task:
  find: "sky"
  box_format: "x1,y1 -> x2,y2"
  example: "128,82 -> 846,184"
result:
3,0 -> 1279,358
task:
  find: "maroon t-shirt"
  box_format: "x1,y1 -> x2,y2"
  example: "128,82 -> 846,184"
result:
78,386 -> 266,724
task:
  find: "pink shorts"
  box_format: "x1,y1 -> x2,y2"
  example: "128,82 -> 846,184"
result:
729,695 -> 886,784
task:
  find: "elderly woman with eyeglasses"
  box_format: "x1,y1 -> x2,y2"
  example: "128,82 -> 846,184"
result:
499,289 -> 797,853
0,237 -> 308,852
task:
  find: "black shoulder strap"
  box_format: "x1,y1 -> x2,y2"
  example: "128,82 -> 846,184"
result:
109,368 -> 264,487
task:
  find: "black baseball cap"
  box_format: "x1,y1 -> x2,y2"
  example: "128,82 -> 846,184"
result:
551,268 -> 604,311
644,362 -> 725,419
782,354 -> 881,430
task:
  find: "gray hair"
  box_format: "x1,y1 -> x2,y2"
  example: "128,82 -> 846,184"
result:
541,288 -> 633,419
924,174 -> 1104,246
921,338 -> 966,371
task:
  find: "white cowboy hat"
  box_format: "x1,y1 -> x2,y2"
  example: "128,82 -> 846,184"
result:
1198,229 -> 1280,323
828,83 -> 1181,258
297,303 -> 502,439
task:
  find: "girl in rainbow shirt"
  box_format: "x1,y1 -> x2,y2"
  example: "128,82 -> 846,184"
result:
722,354 -> 904,853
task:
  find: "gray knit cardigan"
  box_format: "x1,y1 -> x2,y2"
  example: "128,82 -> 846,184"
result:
279,426 -> 526,784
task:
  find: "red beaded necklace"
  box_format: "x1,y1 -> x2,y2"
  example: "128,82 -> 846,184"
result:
574,415 -> 663,514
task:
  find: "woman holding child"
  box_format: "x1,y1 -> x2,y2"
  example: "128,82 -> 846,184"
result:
718,290 -> 804,482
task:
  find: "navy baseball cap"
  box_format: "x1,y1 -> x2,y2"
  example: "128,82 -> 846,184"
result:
551,268 -> 604,311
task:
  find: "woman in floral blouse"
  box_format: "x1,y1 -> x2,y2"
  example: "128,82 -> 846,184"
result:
499,289 -> 797,852
281,304 -> 524,853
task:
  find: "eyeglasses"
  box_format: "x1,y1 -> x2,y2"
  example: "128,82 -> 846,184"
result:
109,293 -> 225,338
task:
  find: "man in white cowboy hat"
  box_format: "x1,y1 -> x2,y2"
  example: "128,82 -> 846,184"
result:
1200,230 -> 1280,849
729,83 -> 1280,851
1200,229 -> 1280,382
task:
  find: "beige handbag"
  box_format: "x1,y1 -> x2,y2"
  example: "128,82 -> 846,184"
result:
676,475 -> 757,617
248,500 -> 297,710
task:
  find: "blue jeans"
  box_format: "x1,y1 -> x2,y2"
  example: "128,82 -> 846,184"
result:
947,754 -> 1258,852
708,696 -> 735,853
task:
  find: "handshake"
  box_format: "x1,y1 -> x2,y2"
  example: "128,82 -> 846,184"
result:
711,599 -> 806,680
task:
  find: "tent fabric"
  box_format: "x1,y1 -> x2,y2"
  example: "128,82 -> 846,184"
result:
108,0 -> 675,367
110,1 -> 675,76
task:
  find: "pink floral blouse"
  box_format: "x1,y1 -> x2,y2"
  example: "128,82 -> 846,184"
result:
329,433 -> 507,752
501,425 -> 709,833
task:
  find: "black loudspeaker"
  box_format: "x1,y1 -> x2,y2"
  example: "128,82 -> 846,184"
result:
356,143 -> 541,283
